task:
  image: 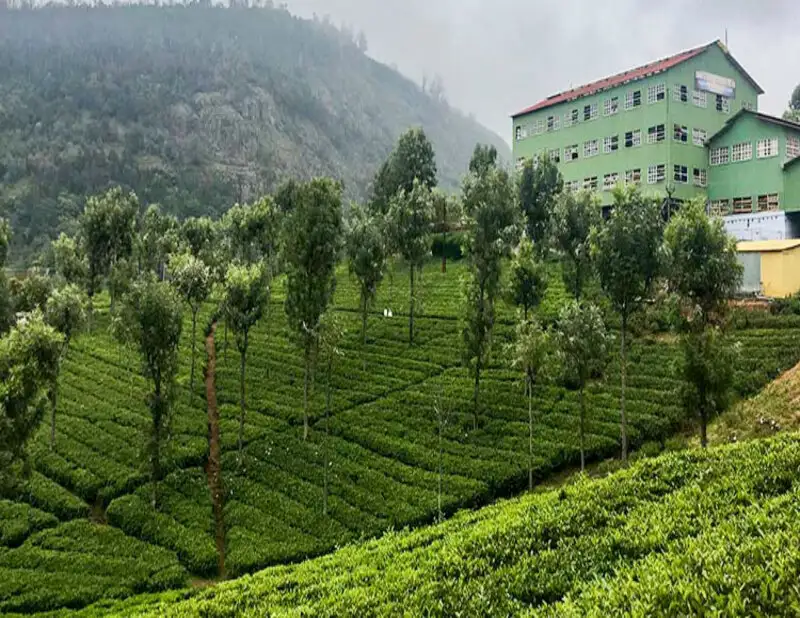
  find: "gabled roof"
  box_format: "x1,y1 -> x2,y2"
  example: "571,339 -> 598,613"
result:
512,40 -> 764,118
708,109 -> 800,144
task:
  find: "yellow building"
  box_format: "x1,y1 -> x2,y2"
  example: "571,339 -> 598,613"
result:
737,239 -> 800,298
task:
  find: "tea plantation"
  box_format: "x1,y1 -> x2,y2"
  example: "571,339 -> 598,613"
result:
3,260 -> 800,614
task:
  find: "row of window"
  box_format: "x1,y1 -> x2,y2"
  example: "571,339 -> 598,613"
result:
708,194 -> 780,216
515,82 -> 740,141
709,138 -> 781,165
517,123 -> 708,168
564,164 -> 708,193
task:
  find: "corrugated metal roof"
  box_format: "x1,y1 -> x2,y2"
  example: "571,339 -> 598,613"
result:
710,109 -> 800,144
512,40 -> 763,118
737,239 -> 800,252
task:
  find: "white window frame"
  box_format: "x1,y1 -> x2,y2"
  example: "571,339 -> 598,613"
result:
583,176 -> 598,191
533,118 -> 546,135
548,148 -> 561,163
625,168 -> 641,185
624,129 -> 641,148
647,83 -> 666,104
564,108 -> 579,128
673,124 -> 688,143
603,135 -> 619,154
583,103 -> 598,121
515,126 -> 523,141
603,96 -> 619,116
757,138 -> 779,159
603,173 -> 620,191
693,168 -> 707,187
647,124 -> 665,144
624,90 -> 642,110
757,194 -> 779,212
673,165 -> 688,184
742,101 -> 754,111
788,136 -> 800,159
564,144 -> 579,162
710,146 -> 730,166
546,115 -> 561,132
716,95 -> 730,114
731,142 -> 753,162
709,199 -> 730,216
692,128 -> 707,147
692,90 -> 707,108
647,164 -> 665,184
673,84 -> 688,103
566,180 -> 581,193
583,139 -> 599,158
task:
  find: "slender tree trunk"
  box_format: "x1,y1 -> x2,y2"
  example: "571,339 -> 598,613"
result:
524,305 -> 528,322
238,333 -> 248,458
323,357 -> 332,516
700,403 -> 708,449
223,320 -> 228,362
190,309 -> 198,399
361,294 -> 368,347
473,358 -> 482,431
441,230 -> 447,274
409,265 -> 415,345
620,316 -> 628,462
151,388 -> 162,509
437,401 -> 443,522
528,375 -> 533,491
204,322 -> 225,577
303,341 -> 311,441
579,386 -> 586,473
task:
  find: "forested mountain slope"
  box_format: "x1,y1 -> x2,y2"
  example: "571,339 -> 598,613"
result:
0,4 -> 509,264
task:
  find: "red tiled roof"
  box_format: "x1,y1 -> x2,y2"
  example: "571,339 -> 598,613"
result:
512,40 -> 759,118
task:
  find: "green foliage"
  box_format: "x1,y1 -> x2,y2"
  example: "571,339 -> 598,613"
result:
10,268 -> 53,315
52,232 -> 87,287
0,218 -> 9,268
468,143 -> 498,177
0,311 -> 63,488
222,196 -> 282,267
0,6 -> 507,267
507,236 -> 547,320
181,216 -> 216,261
371,127 -> 438,216
519,154 -> 564,251
285,178 -> 344,439
137,204 -> 180,280
553,190 -> 601,301
346,204 -> 386,344
113,277 -> 183,506
664,197 -> 743,322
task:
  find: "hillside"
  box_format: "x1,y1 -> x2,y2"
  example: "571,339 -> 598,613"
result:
3,260 -> 800,614
0,4 -> 509,265
27,434 -> 800,616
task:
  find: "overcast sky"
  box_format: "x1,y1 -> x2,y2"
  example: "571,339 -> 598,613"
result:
281,0 -> 797,142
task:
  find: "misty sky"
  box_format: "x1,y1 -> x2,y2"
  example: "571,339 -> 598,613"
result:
282,0 -> 797,142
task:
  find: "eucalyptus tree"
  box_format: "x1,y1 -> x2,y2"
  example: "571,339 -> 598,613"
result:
592,185 -> 663,460
519,154 -> 563,254
317,311 -> 345,516
507,236 -> 548,321
285,178 -> 343,441
553,190 -> 600,301
346,204 -> 387,347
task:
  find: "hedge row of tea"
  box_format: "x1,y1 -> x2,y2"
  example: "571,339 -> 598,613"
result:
4,262 -> 800,612
57,434 -> 800,617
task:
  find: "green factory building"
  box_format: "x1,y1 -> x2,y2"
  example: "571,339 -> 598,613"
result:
511,40 -> 800,239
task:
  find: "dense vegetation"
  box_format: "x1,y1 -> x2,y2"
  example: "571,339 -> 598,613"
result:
40,432 -> 800,617
0,3 -> 508,266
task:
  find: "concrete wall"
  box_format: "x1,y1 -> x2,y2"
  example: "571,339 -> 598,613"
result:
761,247 -> 800,297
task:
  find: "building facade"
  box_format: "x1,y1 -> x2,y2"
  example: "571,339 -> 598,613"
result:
511,40 -> 764,210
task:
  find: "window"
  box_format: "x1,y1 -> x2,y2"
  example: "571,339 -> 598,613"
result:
647,83 -> 666,104
546,115 -> 560,132
625,90 -> 642,110
583,103 -> 598,121
603,135 -> 619,153
733,197 -> 753,214
625,169 -> 641,185
603,173 -> 620,190
647,164 -> 665,184
603,96 -> 619,116
742,101 -> 754,111
565,180 -> 581,193
673,84 -> 688,103
710,146 -> 730,165
564,144 -> 579,162
788,136 -> 800,159
564,108 -> 579,128
731,142 -> 753,162
548,148 -> 561,163
692,90 -> 707,108
709,199 -> 730,216
647,124 -> 665,143
692,128 -> 707,147
716,94 -> 730,113
584,139 -> 599,157
533,118 -> 546,134
673,165 -> 688,183
758,194 -> 780,212
515,126 -> 523,141
693,168 -> 707,187
583,176 -> 598,191
758,138 -> 779,158
673,124 -> 688,143
625,129 -> 642,148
